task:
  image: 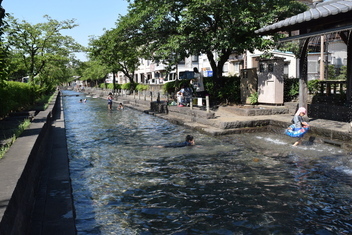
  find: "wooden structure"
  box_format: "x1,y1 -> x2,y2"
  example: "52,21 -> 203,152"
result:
256,0 -> 352,109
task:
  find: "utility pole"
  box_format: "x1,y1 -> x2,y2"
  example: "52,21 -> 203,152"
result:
320,35 -> 325,80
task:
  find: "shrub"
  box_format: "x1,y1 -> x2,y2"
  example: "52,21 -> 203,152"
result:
121,82 -> 136,91
284,78 -> 323,101
204,76 -> 241,104
249,92 -> 258,105
0,81 -> 43,118
162,80 -> 191,94
136,84 -> 149,91
162,77 -> 241,104
284,78 -> 299,102
308,79 -> 320,94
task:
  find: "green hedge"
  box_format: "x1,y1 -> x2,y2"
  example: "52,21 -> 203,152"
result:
204,77 -> 241,104
99,83 -> 122,90
0,81 -> 43,118
162,77 -> 241,104
135,84 -> 149,91
284,78 -> 322,102
162,80 -> 192,94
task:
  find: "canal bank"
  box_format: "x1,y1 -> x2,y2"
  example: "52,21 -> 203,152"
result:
0,91 -> 75,235
65,89 -> 352,234
82,88 -> 352,150
0,88 -> 351,234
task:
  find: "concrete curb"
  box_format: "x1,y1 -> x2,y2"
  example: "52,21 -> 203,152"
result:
0,92 -> 75,235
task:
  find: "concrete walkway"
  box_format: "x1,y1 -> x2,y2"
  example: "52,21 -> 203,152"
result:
28,96 -> 75,235
0,93 -> 75,235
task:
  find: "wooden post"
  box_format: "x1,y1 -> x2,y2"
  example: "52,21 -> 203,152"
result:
346,31 -> 352,104
299,38 -> 310,109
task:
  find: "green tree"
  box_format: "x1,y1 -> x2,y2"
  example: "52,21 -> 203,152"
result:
337,65 -> 347,80
123,0 -> 307,84
0,0 -> 8,84
80,60 -> 110,87
88,26 -> 140,90
4,15 -> 83,87
326,64 -> 336,80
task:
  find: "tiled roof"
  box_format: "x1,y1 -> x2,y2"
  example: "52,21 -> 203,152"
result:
255,0 -> 352,34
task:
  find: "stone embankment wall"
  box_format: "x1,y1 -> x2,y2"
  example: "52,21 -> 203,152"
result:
0,92 -> 60,234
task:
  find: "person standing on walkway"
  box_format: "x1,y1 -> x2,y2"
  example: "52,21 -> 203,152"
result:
191,67 -> 205,97
107,92 -> 113,110
176,86 -> 185,106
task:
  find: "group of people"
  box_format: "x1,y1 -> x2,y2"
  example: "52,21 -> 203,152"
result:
175,67 -> 205,106
106,72 -> 309,147
176,85 -> 193,107
107,92 -> 124,110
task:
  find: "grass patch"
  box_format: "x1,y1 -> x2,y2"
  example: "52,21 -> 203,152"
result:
32,92 -> 56,111
0,119 -> 31,159
0,92 -> 55,158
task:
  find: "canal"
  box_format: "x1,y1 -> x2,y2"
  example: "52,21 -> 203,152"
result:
63,91 -> 352,234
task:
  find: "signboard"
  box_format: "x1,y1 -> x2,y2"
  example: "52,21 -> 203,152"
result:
179,71 -> 195,79
203,71 -> 213,77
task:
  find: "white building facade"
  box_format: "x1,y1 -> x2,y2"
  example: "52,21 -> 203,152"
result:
107,39 -> 347,85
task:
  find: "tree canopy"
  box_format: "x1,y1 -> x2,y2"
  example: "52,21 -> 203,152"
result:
4,15 -> 83,88
80,60 -> 110,85
120,0 -> 307,81
88,24 -> 140,85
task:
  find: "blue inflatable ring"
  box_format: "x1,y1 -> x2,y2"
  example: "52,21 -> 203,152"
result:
285,124 -> 309,138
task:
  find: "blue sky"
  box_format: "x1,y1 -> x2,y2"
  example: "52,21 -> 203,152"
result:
2,0 -> 129,61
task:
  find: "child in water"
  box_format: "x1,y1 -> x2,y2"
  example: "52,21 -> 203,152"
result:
107,93 -> 113,110
117,103 -> 124,110
292,107 -> 309,146
163,135 -> 195,148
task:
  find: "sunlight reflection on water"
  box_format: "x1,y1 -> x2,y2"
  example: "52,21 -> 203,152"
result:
63,91 -> 352,235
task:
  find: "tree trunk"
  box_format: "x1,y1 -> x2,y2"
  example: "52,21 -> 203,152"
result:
112,71 -> 116,93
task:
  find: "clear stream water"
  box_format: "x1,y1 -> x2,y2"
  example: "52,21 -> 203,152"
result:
63,90 -> 352,235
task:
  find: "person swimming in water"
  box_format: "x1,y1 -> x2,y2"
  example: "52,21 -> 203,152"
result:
161,135 -> 195,148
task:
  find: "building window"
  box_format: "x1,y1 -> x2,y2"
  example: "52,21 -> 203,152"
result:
268,64 -> 274,72
284,62 -> 289,76
259,63 -> 265,72
223,63 -> 229,73
308,61 -> 318,73
343,58 -> 347,66
234,62 -> 240,74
